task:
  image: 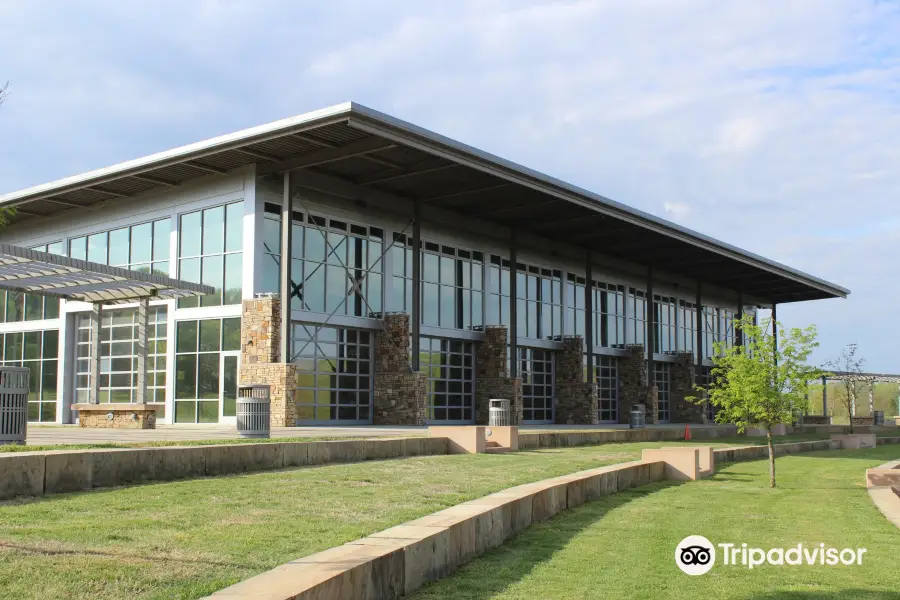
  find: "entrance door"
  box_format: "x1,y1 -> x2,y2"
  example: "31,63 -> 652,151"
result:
219,352 -> 239,424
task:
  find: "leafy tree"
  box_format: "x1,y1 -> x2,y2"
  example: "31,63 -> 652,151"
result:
691,314 -> 824,488
0,81 -> 7,107
824,343 -> 866,433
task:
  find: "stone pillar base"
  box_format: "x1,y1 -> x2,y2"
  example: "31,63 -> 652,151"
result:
374,371 -> 427,426
240,363 -> 297,427
555,382 -> 600,425
72,403 -> 157,429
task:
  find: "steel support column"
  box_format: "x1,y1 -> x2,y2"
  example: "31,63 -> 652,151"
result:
822,375 -> 828,416
772,303 -> 778,369
280,171 -> 293,363
90,303 -> 102,404
509,232 -> 518,378
135,297 -> 149,404
736,292 -> 744,347
646,269 -> 655,385
695,283 -> 703,368
584,253 -> 593,383
411,200 -> 422,370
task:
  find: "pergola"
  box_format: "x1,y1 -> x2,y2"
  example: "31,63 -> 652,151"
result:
0,244 -> 213,406
817,370 -> 900,417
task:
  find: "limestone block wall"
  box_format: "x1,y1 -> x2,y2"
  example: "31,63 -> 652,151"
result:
475,326 -> 523,425
374,313 -> 427,426
669,352 -> 706,423
554,336 -> 599,425
240,296 -> 298,427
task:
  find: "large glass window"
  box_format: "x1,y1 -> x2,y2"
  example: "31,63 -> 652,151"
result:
654,361 -> 671,422
174,317 -> 240,422
702,306 -> 735,359
178,203 -> 242,307
595,355 -> 619,423
488,257 -> 560,339
0,242 -> 64,323
0,330 -> 58,422
678,300 -> 698,358
654,295 -> 677,354
564,274 -> 586,338
292,325 -> 372,422
69,219 -> 170,275
75,308 -> 167,405
263,204 -> 384,318
421,337 -> 474,423
626,288 -> 646,346
518,347 -> 554,423
593,281 -> 625,349
393,235 -> 483,329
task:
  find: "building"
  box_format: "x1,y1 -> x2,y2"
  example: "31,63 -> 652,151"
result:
0,102 -> 848,427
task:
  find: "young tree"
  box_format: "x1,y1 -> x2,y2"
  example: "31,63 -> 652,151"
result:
692,314 -> 823,488
825,343 -> 866,432
0,81 -> 7,107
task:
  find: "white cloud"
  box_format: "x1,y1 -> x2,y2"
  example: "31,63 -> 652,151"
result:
1,0 -> 898,368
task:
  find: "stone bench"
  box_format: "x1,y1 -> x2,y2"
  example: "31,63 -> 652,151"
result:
72,403 -> 159,429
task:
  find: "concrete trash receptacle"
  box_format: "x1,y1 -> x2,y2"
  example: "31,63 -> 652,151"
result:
0,367 -> 29,445
489,399 -> 510,426
237,385 -> 271,439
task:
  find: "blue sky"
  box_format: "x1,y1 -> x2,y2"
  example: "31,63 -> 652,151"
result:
1,0 -> 898,370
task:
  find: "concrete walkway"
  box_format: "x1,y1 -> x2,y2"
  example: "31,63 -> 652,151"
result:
25,422 -> 725,446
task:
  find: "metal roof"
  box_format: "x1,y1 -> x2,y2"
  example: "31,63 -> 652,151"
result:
0,244 -> 214,303
0,101 -> 849,304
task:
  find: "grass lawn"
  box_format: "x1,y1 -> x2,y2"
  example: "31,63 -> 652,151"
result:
0,439 -> 747,600
410,446 -> 900,600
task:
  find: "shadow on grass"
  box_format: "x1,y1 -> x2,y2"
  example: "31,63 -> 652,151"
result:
747,591 -> 900,600
0,540 -> 262,570
412,480 -> 683,600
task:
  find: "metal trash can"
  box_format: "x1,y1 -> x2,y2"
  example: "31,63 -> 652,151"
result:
874,411 -> 885,426
0,367 -> 29,445
489,399 -> 511,426
237,385 -> 271,439
629,409 -> 645,429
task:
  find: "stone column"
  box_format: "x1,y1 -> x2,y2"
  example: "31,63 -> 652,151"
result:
240,296 -> 297,427
475,326 -> 523,425
554,336 -> 599,425
619,344 -> 657,424
373,312 -> 427,425
670,351 -> 705,423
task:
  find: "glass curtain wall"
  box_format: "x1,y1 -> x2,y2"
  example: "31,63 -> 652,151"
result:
263,204 -> 385,318
654,361 -> 672,422
594,354 -> 619,423
592,281 -> 625,349
653,295 -> 677,354
626,288 -> 647,347
678,300 -> 698,358
518,347 -> 554,423
174,317 -> 240,422
393,235 -> 483,329
75,308 -> 167,406
178,203 -> 242,307
564,274 -> 586,338
69,219 -> 171,275
0,330 -> 58,421
421,337 -> 474,423
487,258 -> 562,340
0,242 -> 64,323
292,324 -> 373,423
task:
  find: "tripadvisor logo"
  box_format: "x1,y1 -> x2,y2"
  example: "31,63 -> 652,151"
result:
675,536 -> 867,575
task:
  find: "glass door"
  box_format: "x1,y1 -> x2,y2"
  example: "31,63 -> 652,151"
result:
220,352 -> 239,424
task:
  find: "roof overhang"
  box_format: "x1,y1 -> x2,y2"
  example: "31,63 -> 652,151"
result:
0,244 -> 214,303
0,102 -> 849,304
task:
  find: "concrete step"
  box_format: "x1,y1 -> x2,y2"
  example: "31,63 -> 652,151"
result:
485,446 -> 509,454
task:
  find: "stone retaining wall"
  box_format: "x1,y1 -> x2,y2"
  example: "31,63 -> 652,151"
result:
518,425 -> 739,449
0,437 -> 448,500
206,436 -> 898,600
